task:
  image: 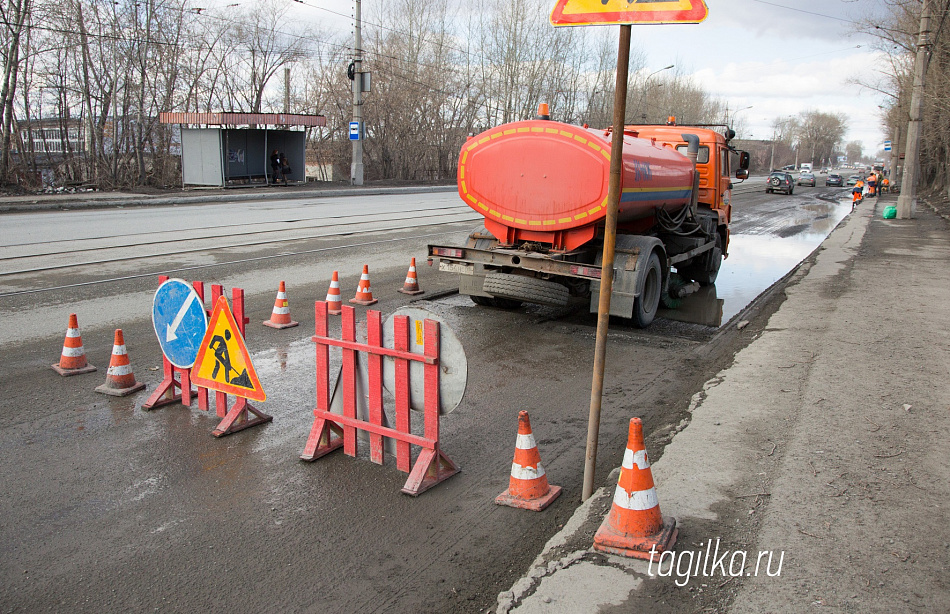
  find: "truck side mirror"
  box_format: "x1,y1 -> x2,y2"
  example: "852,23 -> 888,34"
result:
738,151 -> 750,170
735,169 -> 749,180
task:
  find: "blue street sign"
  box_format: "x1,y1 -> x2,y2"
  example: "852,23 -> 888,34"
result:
152,279 -> 208,368
349,121 -> 361,141
883,140 -> 892,151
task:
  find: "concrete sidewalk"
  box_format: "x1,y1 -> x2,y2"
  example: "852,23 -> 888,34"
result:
0,183 -> 455,213
497,193 -> 950,613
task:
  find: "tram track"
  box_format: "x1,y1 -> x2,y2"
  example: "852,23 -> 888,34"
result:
0,205 -> 473,260
0,226 -> 476,298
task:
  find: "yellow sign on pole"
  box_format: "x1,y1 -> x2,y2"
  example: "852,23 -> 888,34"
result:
550,0 -> 708,27
191,296 -> 266,402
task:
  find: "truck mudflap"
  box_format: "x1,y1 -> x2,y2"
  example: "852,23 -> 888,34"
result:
589,235 -> 668,319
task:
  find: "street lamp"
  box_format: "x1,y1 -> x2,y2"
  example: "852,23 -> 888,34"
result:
631,64 -> 674,123
728,105 -> 753,128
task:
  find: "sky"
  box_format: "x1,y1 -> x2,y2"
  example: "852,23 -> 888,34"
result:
287,0 -> 897,159
624,0 -> 895,156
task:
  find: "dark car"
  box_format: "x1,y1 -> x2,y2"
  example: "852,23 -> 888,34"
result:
826,173 -> 843,187
766,171 -> 794,195
797,172 -> 816,187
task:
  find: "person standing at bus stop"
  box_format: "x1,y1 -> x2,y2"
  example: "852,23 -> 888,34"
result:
270,149 -> 286,185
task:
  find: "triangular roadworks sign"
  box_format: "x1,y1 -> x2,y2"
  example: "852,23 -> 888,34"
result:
191,296 -> 266,402
550,0 -> 708,27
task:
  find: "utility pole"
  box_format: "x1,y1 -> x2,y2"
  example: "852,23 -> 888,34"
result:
350,0 -> 364,186
284,66 -> 290,114
897,0 -> 931,219
889,124 -> 901,181
769,136 -> 776,172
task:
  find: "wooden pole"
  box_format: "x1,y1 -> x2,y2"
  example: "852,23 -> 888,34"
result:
583,25 -> 632,502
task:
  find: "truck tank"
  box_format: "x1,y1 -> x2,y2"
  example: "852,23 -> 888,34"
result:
458,119 -> 695,251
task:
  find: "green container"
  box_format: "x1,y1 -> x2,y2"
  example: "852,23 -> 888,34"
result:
882,206 -> 897,219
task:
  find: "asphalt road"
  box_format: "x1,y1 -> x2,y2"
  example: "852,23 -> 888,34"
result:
0,180 -> 852,613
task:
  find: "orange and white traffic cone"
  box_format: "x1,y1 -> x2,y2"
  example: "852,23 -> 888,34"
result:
95,329 -> 147,396
325,271 -> 343,315
349,265 -> 378,306
263,281 -> 299,329
593,418 -> 677,560
52,313 -> 97,376
495,411 -> 562,511
398,257 -> 424,295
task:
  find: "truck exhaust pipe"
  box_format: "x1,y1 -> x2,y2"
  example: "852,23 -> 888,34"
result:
681,132 -> 700,217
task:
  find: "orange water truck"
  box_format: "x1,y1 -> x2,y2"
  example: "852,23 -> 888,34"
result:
428,105 -> 750,327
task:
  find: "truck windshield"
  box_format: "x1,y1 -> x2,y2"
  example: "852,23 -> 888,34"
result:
675,144 -> 710,164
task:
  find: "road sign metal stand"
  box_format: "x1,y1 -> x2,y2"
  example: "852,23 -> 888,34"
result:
142,275 -> 202,411
145,278 -> 271,436
210,287 -> 273,438
301,302 -> 458,496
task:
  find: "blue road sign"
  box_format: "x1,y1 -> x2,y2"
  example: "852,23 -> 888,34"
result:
884,140 -> 892,151
349,121 -> 361,140
152,279 -> 208,368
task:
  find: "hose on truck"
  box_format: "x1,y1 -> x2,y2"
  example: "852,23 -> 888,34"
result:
655,204 -> 711,239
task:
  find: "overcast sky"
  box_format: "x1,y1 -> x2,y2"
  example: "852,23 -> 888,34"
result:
627,0 -> 894,156
298,0 -> 896,158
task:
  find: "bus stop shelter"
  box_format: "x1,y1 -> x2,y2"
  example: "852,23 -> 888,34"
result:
159,112 -> 326,187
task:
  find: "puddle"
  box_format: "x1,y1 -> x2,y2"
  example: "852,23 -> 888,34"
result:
663,197 -> 853,327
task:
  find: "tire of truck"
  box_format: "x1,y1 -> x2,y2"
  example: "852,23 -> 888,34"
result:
483,273 -> 570,307
678,233 -> 722,286
470,295 -> 493,306
632,251 -> 662,328
491,297 -> 524,309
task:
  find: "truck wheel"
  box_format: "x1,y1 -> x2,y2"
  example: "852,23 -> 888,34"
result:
632,251 -> 662,328
679,234 -> 722,286
483,273 -> 570,307
491,297 -> 524,309
470,295 -> 493,306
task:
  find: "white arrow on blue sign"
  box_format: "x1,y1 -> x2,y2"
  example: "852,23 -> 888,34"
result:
152,279 -> 208,368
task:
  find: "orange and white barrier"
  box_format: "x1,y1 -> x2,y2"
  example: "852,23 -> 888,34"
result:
349,265 -> 378,306
593,417 -> 677,559
325,271 -> 343,315
95,329 -> 146,396
398,257 -> 424,295
495,411 -> 562,511
263,280 -> 299,329
52,313 -> 97,376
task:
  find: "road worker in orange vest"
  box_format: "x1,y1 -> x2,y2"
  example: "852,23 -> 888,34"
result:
866,172 -> 877,197
882,176 -> 890,194
851,179 -> 864,210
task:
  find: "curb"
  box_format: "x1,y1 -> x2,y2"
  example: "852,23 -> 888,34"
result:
0,184 -> 457,213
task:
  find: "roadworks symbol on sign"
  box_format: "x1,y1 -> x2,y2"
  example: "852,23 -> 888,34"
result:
191,296 -> 266,402
550,0 -> 709,27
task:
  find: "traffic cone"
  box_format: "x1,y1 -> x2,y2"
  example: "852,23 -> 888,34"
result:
95,329 -> 147,396
52,313 -> 97,376
593,418 -> 677,560
325,271 -> 343,315
263,281 -> 299,329
495,411 -> 562,511
398,257 -> 424,295
349,265 -> 378,306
